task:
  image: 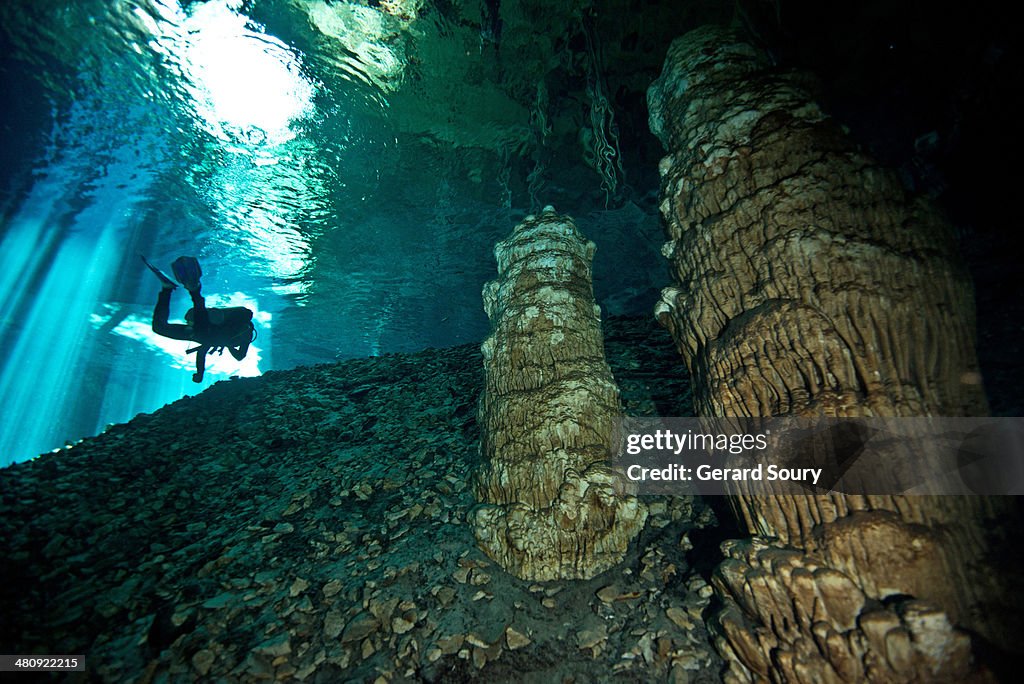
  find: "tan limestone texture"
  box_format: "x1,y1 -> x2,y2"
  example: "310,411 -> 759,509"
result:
471,207 -> 647,581
647,25 -> 1017,680
711,538 -> 985,684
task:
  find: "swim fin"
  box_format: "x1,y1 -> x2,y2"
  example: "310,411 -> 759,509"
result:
140,254 -> 177,290
171,256 -> 202,291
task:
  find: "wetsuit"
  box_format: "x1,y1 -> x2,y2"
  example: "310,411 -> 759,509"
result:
152,287 -> 253,382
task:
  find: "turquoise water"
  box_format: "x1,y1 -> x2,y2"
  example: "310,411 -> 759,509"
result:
0,0 -> 666,464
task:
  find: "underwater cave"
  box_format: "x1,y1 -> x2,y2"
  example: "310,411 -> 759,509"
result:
1,0 -> 1022,681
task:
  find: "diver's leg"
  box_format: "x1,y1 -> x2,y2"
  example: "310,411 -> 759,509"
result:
152,288 -> 192,340
187,288 -> 211,329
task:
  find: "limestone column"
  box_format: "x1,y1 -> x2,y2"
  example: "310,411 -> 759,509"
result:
471,207 -> 647,581
647,25 -> 1016,680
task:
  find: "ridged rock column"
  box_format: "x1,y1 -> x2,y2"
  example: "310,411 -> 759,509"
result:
647,25 -> 1014,680
471,207 -> 647,581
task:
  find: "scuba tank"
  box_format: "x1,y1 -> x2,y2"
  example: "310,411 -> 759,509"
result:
211,307 -> 255,345
186,306 -> 255,347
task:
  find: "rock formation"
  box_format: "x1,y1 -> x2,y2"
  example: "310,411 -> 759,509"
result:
471,207 -> 647,581
711,539 -> 978,683
647,25 -> 1015,680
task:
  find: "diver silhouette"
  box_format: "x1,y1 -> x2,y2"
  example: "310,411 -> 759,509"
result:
143,255 -> 255,383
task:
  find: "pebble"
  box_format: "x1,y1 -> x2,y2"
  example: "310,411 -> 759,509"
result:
254,633 -> 291,658
392,616 -> 415,634
435,586 -> 456,606
577,625 -> 607,650
341,614 -> 380,643
505,626 -> 531,650
323,611 -> 345,640
435,635 -> 464,654
191,649 -> 215,676
289,578 -> 309,597
465,633 -> 490,648
666,607 -> 692,630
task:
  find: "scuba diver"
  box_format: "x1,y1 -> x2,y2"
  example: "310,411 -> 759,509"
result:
142,255 -> 255,383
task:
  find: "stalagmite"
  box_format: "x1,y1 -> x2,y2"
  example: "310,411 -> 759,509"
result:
647,25 -> 1016,680
471,207 -> 647,581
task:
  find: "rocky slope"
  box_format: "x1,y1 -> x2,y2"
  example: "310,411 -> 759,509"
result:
0,315 -> 728,683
